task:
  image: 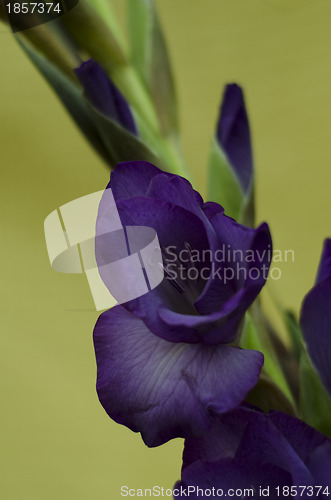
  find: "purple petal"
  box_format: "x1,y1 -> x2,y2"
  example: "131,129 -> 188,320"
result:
109,161 -> 167,201
98,195 -> 212,343
110,162 -> 206,220
176,458 -> 291,499
306,442 -> 331,487
235,413 -> 314,485
75,60 -> 137,135
146,173 -> 205,218
270,412 -> 328,462
195,216 -> 272,318
300,276 -> 331,396
216,84 -> 253,194
105,195 -> 267,344
315,238 -> 331,284
202,201 -> 225,219
181,408 -> 331,495
182,406 -> 254,470
93,306 -> 264,447
97,163 -> 271,344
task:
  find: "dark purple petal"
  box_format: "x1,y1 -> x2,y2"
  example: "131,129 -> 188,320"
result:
75,60 -> 137,135
109,161 -> 167,201
300,277 -> 331,396
182,406 -> 254,470
110,162 -> 206,219
159,287 -> 265,345
97,162 -> 271,344
216,84 -> 253,194
180,408 -> 331,497
270,412 -> 328,463
202,201 -> 225,219
306,442 -> 331,487
146,173 -> 205,218
99,195 -> 212,343
315,238 -> 331,284
176,458 -> 291,499
108,196 -> 269,345
235,414 -> 314,485
93,306 -> 264,447
195,217 -> 272,317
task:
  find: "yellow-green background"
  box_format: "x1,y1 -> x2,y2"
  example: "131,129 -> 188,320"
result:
1,0 -> 331,498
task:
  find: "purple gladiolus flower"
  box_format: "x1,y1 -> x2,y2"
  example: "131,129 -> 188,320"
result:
75,59 -> 137,135
217,84 -> 253,194
175,407 -> 331,498
93,161 -> 272,446
300,239 -> 331,396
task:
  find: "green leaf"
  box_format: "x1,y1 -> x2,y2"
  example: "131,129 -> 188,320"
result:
207,138 -> 244,220
127,0 -> 178,135
299,348 -> 331,438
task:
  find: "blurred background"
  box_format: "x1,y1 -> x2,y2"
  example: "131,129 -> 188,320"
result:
1,0 -> 331,498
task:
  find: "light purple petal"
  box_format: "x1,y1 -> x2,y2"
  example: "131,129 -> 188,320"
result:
93,306 -> 264,447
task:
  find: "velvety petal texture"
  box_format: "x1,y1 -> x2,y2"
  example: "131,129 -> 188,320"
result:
176,407 -> 331,498
97,161 -> 272,344
216,84 -> 253,193
300,239 -> 331,395
94,307 -> 263,446
75,60 -> 137,135
94,161 -> 272,445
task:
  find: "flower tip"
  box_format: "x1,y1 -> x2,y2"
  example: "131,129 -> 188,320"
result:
316,237 -> 331,285
216,82 -> 253,194
74,58 -> 137,135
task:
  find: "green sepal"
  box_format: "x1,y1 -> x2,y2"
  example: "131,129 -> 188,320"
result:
283,310 -> 331,437
59,0 -> 127,70
207,138 -> 245,221
87,104 -> 164,169
127,0 -> 178,135
241,312 -> 294,405
283,310 -> 303,362
246,372 -> 296,416
18,36 -> 163,170
17,36 -> 113,166
86,0 -> 127,51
